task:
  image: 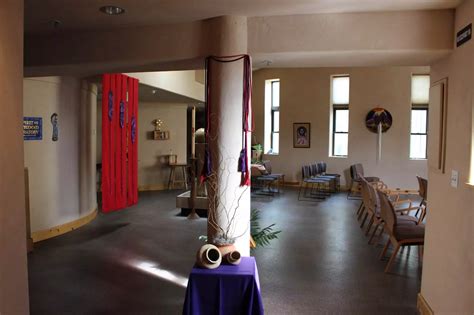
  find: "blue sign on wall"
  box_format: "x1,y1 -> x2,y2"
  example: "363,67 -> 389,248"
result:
24,117 -> 43,140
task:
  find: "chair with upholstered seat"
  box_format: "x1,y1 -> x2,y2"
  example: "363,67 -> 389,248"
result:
362,177 -> 419,245
348,164 -> 379,199
262,160 -> 285,193
298,165 -> 328,200
415,176 -> 428,223
376,189 -> 425,273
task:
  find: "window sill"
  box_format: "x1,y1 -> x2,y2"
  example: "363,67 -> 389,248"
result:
409,158 -> 427,161
329,155 -> 348,159
265,152 -> 279,156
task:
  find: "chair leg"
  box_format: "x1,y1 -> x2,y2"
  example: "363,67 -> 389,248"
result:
356,202 -> 364,215
379,238 -> 391,260
360,212 -> 368,228
357,206 -> 366,221
365,215 -> 374,236
385,244 -> 401,273
368,223 -> 380,244
375,226 -> 385,245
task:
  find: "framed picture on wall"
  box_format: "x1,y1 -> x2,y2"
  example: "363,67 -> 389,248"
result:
293,123 -> 311,148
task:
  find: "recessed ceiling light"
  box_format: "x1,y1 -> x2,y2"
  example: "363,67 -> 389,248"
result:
152,89 -> 158,94
100,5 -> 125,15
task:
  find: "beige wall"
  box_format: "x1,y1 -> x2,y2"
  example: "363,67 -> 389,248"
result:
137,102 -> 188,190
420,0 -> 474,313
0,0 -> 29,313
252,66 -> 429,189
24,77 -> 97,233
97,101 -> 188,190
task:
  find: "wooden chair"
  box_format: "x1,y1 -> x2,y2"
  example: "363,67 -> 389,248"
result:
416,176 -> 428,224
348,164 -> 379,199
376,189 -> 425,273
361,177 -> 418,245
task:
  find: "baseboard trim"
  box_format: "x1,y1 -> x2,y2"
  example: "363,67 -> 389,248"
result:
31,208 -> 98,243
417,293 -> 434,315
138,184 -> 168,191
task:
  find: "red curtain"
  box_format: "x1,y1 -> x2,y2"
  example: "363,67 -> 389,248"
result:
102,74 -> 139,212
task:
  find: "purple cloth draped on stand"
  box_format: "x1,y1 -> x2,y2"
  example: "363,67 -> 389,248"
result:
183,257 -> 264,315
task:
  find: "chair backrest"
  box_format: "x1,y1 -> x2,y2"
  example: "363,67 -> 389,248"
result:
350,164 -> 364,180
262,160 -> 272,175
365,179 -> 381,216
376,189 -> 397,234
302,165 -> 311,180
359,177 -> 373,213
416,176 -> 428,201
319,162 -> 327,174
310,164 -> 318,177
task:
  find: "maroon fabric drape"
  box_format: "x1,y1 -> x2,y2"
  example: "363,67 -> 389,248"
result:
102,74 -> 139,212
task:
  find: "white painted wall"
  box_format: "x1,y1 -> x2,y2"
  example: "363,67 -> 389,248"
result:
23,77 -> 97,233
252,66 -> 429,189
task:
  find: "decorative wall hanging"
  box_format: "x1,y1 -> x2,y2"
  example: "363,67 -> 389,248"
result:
365,108 -> 392,162
101,73 -> 139,213
293,123 -> 311,148
51,113 -> 59,141
152,118 -> 170,140
23,117 -> 42,140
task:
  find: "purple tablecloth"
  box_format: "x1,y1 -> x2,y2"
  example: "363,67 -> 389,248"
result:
183,257 -> 264,315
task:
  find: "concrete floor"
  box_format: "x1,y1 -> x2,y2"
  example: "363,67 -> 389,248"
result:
28,188 -> 422,314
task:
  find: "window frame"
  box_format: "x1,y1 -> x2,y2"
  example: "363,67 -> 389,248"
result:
330,75 -> 350,157
332,105 -> 349,157
410,105 -> 429,160
270,80 -> 280,154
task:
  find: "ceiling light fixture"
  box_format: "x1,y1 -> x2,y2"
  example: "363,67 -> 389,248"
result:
99,5 -> 125,15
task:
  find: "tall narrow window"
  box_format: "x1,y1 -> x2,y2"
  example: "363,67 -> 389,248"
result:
264,79 -> 280,154
410,75 -> 430,159
331,76 -> 350,157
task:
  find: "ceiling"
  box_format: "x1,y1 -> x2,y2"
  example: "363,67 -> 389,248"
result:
138,83 -> 202,104
25,0 -> 461,34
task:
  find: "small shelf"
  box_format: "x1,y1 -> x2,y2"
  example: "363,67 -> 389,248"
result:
154,130 -> 169,140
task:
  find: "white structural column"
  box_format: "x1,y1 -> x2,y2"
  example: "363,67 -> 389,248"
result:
0,0 -> 30,313
206,16 -> 251,256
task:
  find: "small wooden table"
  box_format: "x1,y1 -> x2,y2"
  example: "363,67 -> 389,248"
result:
168,163 -> 188,190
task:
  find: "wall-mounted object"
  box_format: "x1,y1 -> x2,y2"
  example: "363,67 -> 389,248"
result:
293,122 -> 311,148
365,108 -> 392,162
51,113 -> 59,141
428,78 -> 448,174
153,118 -> 164,131
152,118 -> 169,140
154,130 -> 170,140
23,117 -> 43,140
365,108 -> 392,133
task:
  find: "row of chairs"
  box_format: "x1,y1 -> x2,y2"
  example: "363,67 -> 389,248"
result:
357,175 -> 428,273
298,162 -> 340,201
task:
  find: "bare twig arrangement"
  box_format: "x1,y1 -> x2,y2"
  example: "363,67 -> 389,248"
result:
206,111 -> 249,245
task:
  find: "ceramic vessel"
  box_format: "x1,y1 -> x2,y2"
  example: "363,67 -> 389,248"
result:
226,250 -> 242,265
216,244 -> 236,258
196,244 -> 222,269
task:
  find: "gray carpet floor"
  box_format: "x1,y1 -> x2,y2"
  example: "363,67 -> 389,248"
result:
28,188 -> 421,314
